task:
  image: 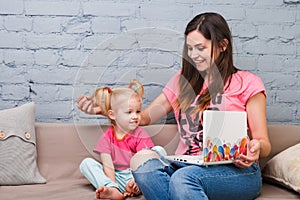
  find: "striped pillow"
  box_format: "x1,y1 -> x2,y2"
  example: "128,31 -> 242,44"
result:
0,102 -> 46,185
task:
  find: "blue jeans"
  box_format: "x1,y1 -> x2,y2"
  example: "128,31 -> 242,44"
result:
132,158 -> 262,200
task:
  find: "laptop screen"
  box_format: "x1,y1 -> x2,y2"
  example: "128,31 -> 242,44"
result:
203,110 -> 248,163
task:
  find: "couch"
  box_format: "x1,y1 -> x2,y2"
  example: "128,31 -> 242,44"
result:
1,122 -> 300,200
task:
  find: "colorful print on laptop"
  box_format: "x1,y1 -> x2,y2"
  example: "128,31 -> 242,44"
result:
166,110 -> 248,166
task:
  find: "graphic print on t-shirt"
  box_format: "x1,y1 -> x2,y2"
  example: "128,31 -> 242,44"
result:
178,93 -> 224,155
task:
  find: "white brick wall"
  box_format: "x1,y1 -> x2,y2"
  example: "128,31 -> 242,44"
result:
0,0 -> 299,124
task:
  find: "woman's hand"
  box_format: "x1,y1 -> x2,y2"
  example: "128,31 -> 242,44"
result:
234,139 -> 260,168
77,95 -> 102,115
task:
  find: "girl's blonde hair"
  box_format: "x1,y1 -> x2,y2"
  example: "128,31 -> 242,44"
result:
92,79 -> 144,118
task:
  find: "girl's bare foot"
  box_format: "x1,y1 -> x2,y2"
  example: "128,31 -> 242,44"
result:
125,179 -> 141,197
96,186 -> 125,200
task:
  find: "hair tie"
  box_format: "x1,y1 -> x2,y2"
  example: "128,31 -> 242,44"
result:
107,87 -> 112,93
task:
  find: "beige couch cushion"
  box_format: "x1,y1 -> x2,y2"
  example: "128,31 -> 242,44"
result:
1,123 -> 300,199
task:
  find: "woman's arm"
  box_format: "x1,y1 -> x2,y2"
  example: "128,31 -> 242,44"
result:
78,92 -> 173,126
100,153 -> 116,182
77,95 -> 102,115
139,93 -> 173,126
235,92 -> 271,168
246,92 -> 271,158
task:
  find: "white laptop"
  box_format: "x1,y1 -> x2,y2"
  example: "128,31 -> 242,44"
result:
166,110 -> 248,166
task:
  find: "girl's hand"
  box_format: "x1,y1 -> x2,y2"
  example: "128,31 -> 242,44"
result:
77,95 -> 101,115
234,139 -> 260,168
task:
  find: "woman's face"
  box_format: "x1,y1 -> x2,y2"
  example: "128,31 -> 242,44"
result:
186,30 -> 213,72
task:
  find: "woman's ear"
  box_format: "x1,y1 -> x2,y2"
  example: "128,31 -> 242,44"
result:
107,110 -> 115,120
220,38 -> 229,52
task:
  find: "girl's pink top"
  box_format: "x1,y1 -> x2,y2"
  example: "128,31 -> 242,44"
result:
94,126 -> 154,170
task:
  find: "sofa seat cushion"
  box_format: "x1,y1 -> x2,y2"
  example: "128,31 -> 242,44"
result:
0,178 -> 95,200
256,182 -> 300,199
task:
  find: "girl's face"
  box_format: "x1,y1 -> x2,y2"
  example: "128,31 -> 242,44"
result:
186,30 -> 213,72
109,94 -> 142,134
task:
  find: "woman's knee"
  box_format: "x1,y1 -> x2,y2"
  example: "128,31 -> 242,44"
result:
169,169 -> 185,187
152,145 -> 167,157
130,149 -> 160,171
169,167 -> 208,200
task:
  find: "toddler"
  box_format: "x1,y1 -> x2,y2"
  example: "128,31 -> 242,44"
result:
79,80 -> 166,199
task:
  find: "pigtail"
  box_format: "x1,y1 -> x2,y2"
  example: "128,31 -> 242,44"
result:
92,87 -> 112,116
128,79 -> 144,98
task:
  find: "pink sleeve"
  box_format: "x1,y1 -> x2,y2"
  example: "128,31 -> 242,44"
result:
134,127 -> 154,152
162,71 -> 181,108
240,72 -> 266,104
93,128 -> 112,154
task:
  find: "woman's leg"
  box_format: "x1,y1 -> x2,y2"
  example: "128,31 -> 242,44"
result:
79,157 -> 119,189
151,145 -> 167,157
169,163 -> 262,200
130,150 -> 176,200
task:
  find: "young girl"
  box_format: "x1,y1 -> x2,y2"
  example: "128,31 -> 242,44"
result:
79,79 -> 165,200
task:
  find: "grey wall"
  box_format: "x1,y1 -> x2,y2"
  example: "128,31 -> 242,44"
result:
0,0 -> 299,124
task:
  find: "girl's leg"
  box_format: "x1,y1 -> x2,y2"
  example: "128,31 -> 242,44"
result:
114,169 -> 134,193
79,157 -> 119,189
169,163 -> 262,200
114,169 -> 140,196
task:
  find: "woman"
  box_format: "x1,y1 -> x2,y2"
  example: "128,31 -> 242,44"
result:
78,12 -> 271,200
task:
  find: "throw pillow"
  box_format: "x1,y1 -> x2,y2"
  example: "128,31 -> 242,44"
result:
0,102 -> 46,185
262,143 -> 300,193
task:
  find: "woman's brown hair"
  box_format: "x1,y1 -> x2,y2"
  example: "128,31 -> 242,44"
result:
178,12 -> 238,113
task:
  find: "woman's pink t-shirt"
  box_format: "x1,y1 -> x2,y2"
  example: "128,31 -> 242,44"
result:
93,126 -> 154,170
163,70 -> 266,155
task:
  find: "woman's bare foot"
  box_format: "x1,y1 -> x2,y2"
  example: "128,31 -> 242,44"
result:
124,179 -> 141,197
95,186 -> 125,200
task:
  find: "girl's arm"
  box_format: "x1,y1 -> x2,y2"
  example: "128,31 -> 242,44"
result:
139,93 -> 173,126
100,153 -> 116,182
235,92 -> 271,168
